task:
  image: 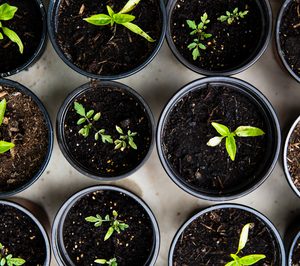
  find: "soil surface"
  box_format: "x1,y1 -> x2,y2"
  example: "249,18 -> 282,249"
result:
170,0 -> 263,72
0,203 -> 47,265
279,0 -> 300,78
63,190 -> 154,265
0,85 -> 49,192
292,235 -> 300,265
0,0 -> 44,75
56,0 -> 162,76
173,208 -> 280,265
162,85 -> 269,196
63,83 -> 152,177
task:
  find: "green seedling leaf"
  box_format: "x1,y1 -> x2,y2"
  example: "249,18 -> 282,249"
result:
77,117 -> 86,125
234,126 -> 265,137
237,223 -> 252,253
0,32 -> 3,39
186,20 -> 197,30
119,0 -> 141,14
122,22 -> 155,42
0,3 -> 17,21
101,133 -> 113,144
192,46 -> 200,60
95,259 -> 108,264
198,43 -> 206,50
116,125 -> 123,134
83,14 -> 112,26
225,134 -> 236,161
238,254 -> 266,265
104,226 -> 115,241
113,13 -> 135,24
93,112 -> 101,121
107,6 -> 114,17
211,122 -> 230,136
0,141 -> 15,154
207,136 -> 224,147
6,257 -> 26,266
86,110 -> 94,118
128,138 -> 137,149
74,102 -> 85,116
2,27 -> 23,54
0,98 -> 7,125
187,42 -> 197,49
218,8 -> 249,25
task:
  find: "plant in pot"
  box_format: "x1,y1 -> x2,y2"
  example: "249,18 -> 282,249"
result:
48,0 -> 166,80
0,78 -> 53,197
0,0 -> 47,77
276,0 -> 300,83
157,77 -> 281,201
52,185 -> 160,265
166,0 -> 272,76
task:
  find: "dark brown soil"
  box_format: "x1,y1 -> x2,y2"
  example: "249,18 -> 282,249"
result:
173,208 -> 280,265
63,190 -> 154,265
0,0 -> 44,74
279,0 -> 300,78
0,85 -> 49,192
0,203 -> 47,265
63,83 -> 152,177
162,85 -> 269,196
170,0 -> 263,71
292,235 -> 300,265
56,0 -> 162,76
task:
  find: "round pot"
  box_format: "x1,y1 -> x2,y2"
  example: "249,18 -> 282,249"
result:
286,223 -> 300,265
166,0 -> 272,76
56,80 -> 155,180
0,0 -> 47,78
52,185 -> 160,266
168,203 -> 286,265
47,0 -> 167,80
275,0 -> 300,83
0,78 -> 53,197
157,76 -> 281,201
0,199 -> 51,265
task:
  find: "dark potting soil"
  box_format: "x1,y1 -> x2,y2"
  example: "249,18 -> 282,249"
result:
170,0 -> 263,71
0,86 -> 48,192
0,0 -> 44,74
292,235 -> 300,266
0,203 -> 47,265
279,0 -> 300,78
63,190 -> 154,265
162,85 -> 269,195
173,208 -> 280,265
56,0 -> 162,76
63,83 -> 152,177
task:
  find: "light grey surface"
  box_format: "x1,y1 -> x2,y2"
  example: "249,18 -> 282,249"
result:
8,0 -> 300,264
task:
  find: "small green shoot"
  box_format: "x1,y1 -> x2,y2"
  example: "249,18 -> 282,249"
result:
207,122 -> 265,161
218,8 -> 249,25
84,0 -> 154,42
85,210 -> 129,241
0,99 -> 15,154
95,258 -> 117,266
225,223 -> 266,266
0,242 -> 26,266
114,125 -> 137,151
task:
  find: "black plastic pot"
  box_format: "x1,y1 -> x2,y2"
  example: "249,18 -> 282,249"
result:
0,78 -> 53,197
168,203 -> 286,265
286,220 -> 300,265
157,76 -> 281,201
52,185 -> 160,266
0,0 -> 47,78
166,0 -> 272,76
47,0 -> 166,80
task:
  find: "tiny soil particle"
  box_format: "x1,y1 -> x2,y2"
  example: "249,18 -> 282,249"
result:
170,0 -> 263,71
0,86 -> 49,192
63,190 -> 154,265
279,0 -> 300,78
173,208 -> 280,265
56,0 -> 162,76
162,85 -> 270,196
0,204 -> 47,265
0,0 -> 44,74
292,235 -> 300,265
63,83 -> 152,177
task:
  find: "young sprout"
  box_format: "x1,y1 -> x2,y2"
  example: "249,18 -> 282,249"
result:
186,12 -> 212,60
95,258 -> 117,266
0,99 -> 15,154
225,223 -> 266,266
85,210 -> 129,241
207,122 -> 265,161
0,3 -> 24,53
114,125 -> 137,151
83,0 -> 154,42
0,242 -> 26,266
218,8 -> 249,25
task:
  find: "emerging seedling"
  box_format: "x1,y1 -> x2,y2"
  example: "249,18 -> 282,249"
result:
207,122 -> 265,161
114,125 -> 137,151
84,0 -> 154,42
225,223 -> 266,266
85,210 -> 129,241
0,242 -> 26,266
95,258 -> 118,266
186,12 -> 212,60
0,99 -> 15,154
0,3 -> 24,53
218,8 -> 249,25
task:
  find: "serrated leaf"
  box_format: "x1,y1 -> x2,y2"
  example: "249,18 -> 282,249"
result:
225,134 -> 236,161
192,47 -> 200,60
0,98 -> 7,126
234,126 -> 265,137
101,134 -> 113,144
0,3 -> 18,21
2,27 -> 23,54
238,254 -> 266,265
74,102 -> 85,116
119,0 -> 141,14
211,122 -> 230,136
84,14 -> 112,26
186,20 -> 197,30
7,257 -> 26,265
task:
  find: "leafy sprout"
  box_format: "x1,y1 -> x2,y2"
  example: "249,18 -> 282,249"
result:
0,242 -> 26,266
85,210 -> 129,241
207,122 -> 265,161
95,258 -> 117,266
0,3 -> 24,53
225,223 -> 266,266
84,0 -> 154,42
186,12 -> 212,60
0,99 -> 15,154
114,125 -> 137,151
218,8 -> 249,25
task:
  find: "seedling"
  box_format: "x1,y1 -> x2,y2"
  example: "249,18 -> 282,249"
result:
114,125 -> 137,151
85,210 -> 129,241
225,223 -> 266,266
0,3 -> 24,53
207,122 -> 265,161
0,99 -> 15,154
218,8 -> 249,25
0,242 -> 26,266
186,12 -> 212,60
95,258 -> 117,266
84,0 -> 154,42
